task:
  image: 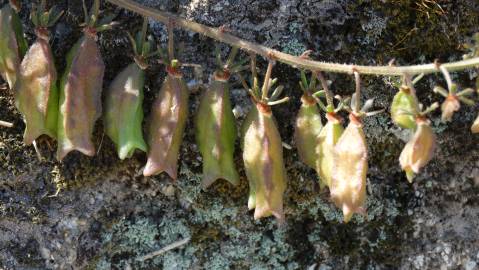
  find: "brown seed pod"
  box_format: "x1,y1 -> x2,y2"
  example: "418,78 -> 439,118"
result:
242,102 -> 287,222
14,31 -> 58,145
330,113 -> 368,223
399,117 -> 436,182
143,69 -> 189,179
56,28 -> 105,160
440,95 -> 460,122
240,59 -> 289,223
14,4 -> 63,145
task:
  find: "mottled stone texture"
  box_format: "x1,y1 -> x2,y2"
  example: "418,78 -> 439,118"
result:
0,0 -> 479,269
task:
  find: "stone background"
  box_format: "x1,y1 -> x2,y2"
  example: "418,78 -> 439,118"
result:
0,0 -> 479,269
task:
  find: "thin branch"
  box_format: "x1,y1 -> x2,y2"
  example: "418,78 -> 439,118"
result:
439,65 -> 454,93
137,237 -> 191,262
107,0 -> 479,76
315,71 -> 333,107
261,61 -> 274,101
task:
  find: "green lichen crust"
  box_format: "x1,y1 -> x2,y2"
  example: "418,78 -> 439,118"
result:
14,38 -> 58,144
242,104 -> 287,222
57,32 -> 105,160
196,77 -> 239,189
104,63 -> 147,159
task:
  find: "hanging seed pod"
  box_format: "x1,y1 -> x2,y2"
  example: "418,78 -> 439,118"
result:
195,47 -> 245,188
0,1 -> 28,88
294,70 -> 323,171
240,58 -> 289,222
143,63 -> 189,179
399,117 -> 436,182
104,63 -> 147,159
14,3 -> 63,145
330,72 -> 383,222
56,0 -> 115,160
144,22 -> 189,179
104,21 -> 154,159
434,66 -> 475,122
390,85 -> 419,130
331,113 -> 367,223
317,112 -> 343,188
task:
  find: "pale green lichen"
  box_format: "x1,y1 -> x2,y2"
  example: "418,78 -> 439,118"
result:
282,22 -> 307,56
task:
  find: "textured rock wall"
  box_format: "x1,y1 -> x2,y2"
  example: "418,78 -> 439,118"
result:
0,0 -> 478,269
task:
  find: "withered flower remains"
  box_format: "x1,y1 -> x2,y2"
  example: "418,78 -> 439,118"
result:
195,47 -> 244,188
241,58 -> 288,222
14,3 -> 63,144
144,24 -> 189,179
104,20 -> 153,159
57,0 -> 115,160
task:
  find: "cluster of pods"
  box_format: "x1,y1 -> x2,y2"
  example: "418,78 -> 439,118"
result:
1,1 -> 479,223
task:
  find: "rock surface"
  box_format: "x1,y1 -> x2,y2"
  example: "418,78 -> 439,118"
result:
0,0 -> 478,269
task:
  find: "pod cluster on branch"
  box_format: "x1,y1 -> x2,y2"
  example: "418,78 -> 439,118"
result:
1,0 -> 479,224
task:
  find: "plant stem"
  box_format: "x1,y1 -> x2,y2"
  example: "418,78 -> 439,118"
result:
315,71 -> 333,107
354,71 -> 361,113
439,65 -> 454,93
168,20 -> 174,61
107,0 -> 479,76
261,61 -> 274,101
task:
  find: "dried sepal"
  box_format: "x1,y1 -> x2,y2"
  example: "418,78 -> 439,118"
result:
330,114 -> 367,223
399,118 -> 436,182
196,72 -> 239,188
242,103 -> 287,222
0,3 -> 27,88
143,72 -> 189,179
14,29 -> 58,144
104,63 -> 147,159
57,29 -> 105,160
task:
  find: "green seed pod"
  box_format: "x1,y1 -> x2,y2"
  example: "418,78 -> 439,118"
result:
143,69 -> 189,179
316,113 -> 344,188
242,103 -> 287,222
104,63 -> 147,159
294,94 -> 323,170
399,117 -> 436,182
14,28 -> 58,145
0,3 -> 27,88
196,72 -> 239,188
390,86 -> 418,130
57,28 -> 105,160
330,114 -> 367,223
